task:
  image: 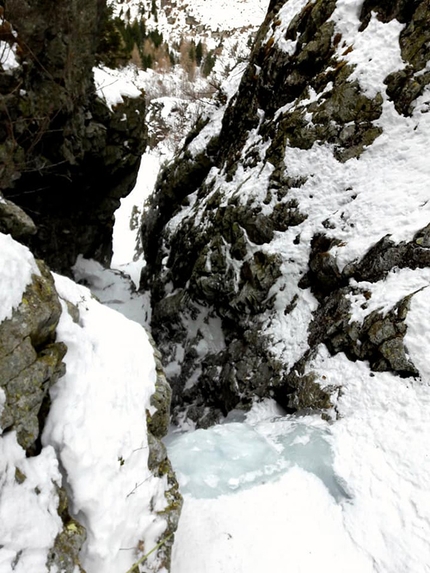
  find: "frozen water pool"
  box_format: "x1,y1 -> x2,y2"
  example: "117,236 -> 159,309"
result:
164,415 -> 349,501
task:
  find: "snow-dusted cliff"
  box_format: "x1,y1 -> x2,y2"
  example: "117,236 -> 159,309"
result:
140,1 -> 430,571
0,231 -> 181,573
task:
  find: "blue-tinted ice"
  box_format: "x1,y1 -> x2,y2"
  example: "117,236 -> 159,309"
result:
164,419 -> 349,501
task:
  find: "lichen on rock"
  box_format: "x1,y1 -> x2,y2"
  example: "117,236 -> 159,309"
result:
0,259 -> 66,452
0,251 -> 87,572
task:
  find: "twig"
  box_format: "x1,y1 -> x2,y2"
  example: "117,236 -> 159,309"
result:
126,476 -> 151,498
124,533 -> 173,573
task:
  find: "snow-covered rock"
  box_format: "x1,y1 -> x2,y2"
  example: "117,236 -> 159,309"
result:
0,232 -> 181,573
142,0 -> 430,425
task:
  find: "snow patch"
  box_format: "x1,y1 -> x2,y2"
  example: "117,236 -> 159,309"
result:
332,9 -> 405,98
93,66 -> 143,110
0,233 -> 40,324
0,436 -> 62,573
43,274 -> 166,573
0,41 -> 20,72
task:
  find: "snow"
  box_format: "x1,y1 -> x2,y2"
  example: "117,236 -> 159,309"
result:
266,0 -> 315,55
2,1 -> 430,573
72,255 -> 151,326
172,468 -> 372,573
0,41 -> 20,73
93,66 -> 143,110
0,436 -> 62,573
332,10 -> 405,98
405,285 -> 430,382
87,1 -> 430,570
347,267 -> 430,324
172,416 -> 372,573
167,354 -> 430,573
181,0 -> 268,31
43,274 -> 167,573
110,0 -> 269,36
0,233 -> 39,323
150,2 -> 430,572
315,349 -> 430,573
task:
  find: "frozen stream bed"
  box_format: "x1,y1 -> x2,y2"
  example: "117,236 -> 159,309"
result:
165,400 -> 375,573
164,413 -> 349,501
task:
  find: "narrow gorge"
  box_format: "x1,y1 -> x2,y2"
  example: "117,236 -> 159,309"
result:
1,0 -> 430,572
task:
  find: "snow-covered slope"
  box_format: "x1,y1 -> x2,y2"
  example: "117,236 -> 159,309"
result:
109,0 -> 268,40
0,232 -> 180,573
138,1 -> 430,571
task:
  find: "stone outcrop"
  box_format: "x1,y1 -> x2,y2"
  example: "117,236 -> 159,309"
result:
0,249 -> 181,572
0,0 -> 147,274
147,336 -> 183,571
0,260 -> 65,453
0,1 -> 180,570
0,258 -> 87,571
141,0 -> 430,427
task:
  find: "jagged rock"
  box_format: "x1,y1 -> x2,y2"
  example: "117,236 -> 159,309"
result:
147,335 -> 173,439
147,433 -> 182,572
359,0 -> 430,115
0,193 -> 37,239
0,255 -> 88,571
47,486 -> 87,573
145,334 -> 182,571
141,0 -> 430,427
345,230 -> 430,283
308,286 -> 419,378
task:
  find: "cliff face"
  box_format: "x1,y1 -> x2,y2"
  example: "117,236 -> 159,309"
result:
0,0 -> 146,273
141,0 -> 430,427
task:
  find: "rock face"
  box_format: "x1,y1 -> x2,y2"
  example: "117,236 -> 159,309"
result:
147,335 -> 183,571
141,0 -> 430,426
0,256 -> 87,572
0,0 -> 147,274
0,260 -> 65,453
0,1 -> 180,569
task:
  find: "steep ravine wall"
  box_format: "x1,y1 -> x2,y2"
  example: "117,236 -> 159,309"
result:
141,0 -> 430,427
0,0 -> 146,274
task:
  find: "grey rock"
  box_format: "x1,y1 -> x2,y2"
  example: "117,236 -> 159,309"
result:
140,0 -> 429,428
0,195 -> 37,239
0,260 -> 66,451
